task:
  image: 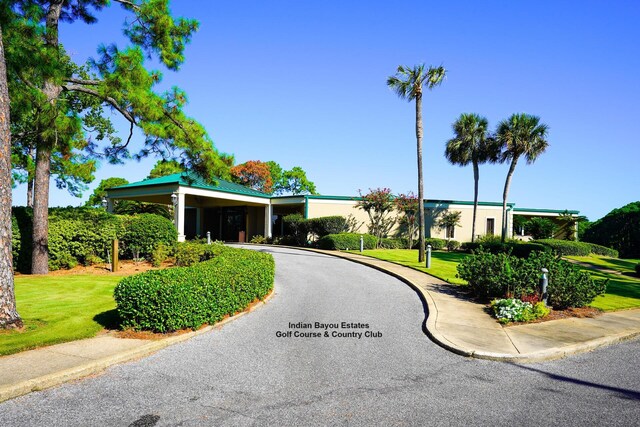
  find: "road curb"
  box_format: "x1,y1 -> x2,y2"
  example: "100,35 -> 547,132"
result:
0,288 -> 275,403
268,246 -> 640,363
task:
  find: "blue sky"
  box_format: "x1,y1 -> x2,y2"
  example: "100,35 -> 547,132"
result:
12,0 -> 640,221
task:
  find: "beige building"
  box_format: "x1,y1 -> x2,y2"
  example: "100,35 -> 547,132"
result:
106,173 -> 578,242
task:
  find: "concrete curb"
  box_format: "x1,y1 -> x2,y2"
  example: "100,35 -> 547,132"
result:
0,288 -> 275,403
265,245 -> 640,363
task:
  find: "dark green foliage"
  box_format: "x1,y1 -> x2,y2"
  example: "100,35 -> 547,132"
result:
525,217 -> 556,240
424,238 -> 447,250
636,263 -> 640,277
380,238 -> 404,249
585,243 -> 619,258
120,214 -> 177,259
283,213 -> 309,246
317,233 -> 377,250
582,202 -> 640,258
457,249 -> 607,308
174,241 -> 223,267
46,208 -> 122,271
309,216 -> 347,237
114,246 -> 275,332
11,215 -> 20,268
461,241 -> 548,258
446,240 -> 460,251
535,239 -> 592,256
11,207 -> 177,271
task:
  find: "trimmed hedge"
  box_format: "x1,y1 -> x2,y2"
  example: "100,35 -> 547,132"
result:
534,239 -> 592,256
174,241 -> 224,266
461,241 -> 549,258
424,238 -> 447,250
114,245 -> 275,332
317,233 -> 377,250
11,207 -> 177,271
457,249 -> 607,309
585,243 -> 619,258
380,238 -> 404,249
120,213 -> 177,259
309,216 -> 347,237
636,263 -> 640,277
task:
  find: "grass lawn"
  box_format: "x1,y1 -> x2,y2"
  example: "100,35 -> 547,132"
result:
566,255 -> 640,311
0,275 -> 121,356
352,249 -> 468,285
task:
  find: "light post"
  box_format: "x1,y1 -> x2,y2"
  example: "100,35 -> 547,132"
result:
540,268 -> 549,305
426,244 -> 432,269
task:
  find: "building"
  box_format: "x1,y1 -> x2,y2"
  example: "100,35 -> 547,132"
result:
106,173 -> 578,242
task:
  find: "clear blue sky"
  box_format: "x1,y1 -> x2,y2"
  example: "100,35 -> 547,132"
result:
12,0 -> 640,221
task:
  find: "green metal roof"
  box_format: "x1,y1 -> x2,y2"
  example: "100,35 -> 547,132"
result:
514,207 -> 580,215
108,172 -> 272,198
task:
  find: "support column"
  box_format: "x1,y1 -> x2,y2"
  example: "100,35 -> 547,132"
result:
106,198 -> 114,213
265,204 -> 273,238
174,192 -> 186,242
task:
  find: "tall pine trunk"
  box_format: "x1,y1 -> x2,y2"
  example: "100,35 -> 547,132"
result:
416,91 -> 425,262
0,25 -> 23,328
471,161 -> 479,243
30,1 -> 63,274
31,143 -> 51,274
501,157 -> 519,242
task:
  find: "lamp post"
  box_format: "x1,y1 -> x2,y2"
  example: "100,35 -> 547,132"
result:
101,197 -> 108,209
426,244 -> 432,268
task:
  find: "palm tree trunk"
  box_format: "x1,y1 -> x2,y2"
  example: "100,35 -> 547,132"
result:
501,157 -> 519,242
416,92 -> 425,262
472,160 -> 479,243
0,25 -> 23,328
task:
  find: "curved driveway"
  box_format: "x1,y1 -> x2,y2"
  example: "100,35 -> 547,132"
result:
2,246 -> 639,425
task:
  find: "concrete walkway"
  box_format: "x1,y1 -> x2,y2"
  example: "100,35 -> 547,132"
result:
319,249 -> 640,362
1,246 -> 639,403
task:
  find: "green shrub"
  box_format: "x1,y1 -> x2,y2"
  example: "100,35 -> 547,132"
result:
309,216 -> 347,237
491,298 -> 550,324
317,233 -> 377,250
424,238 -> 447,250
461,241 -> 548,258
584,243 -> 619,258
380,238 -> 404,249
446,240 -> 460,251
84,254 -> 103,266
11,215 -> 20,268
535,239 -> 592,256
283,213 -> 309,246
457,249 -> 607,308
120,213 -> 177,259
174,241 -> 223,267
114,246 -> 275,332
151,243 -> 170,267
525,217 -> 556,240
636,263 -> 640,277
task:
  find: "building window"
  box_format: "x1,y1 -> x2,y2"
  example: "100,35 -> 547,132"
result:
486,218 -> 495,235
445,224 -> 455,239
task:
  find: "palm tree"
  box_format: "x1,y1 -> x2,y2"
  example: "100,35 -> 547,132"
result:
387,64 -> 446,262
445,113 -> 499,242
495,113 -> 549,242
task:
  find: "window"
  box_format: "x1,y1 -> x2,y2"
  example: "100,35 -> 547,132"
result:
446,224 -> 455,239
486,218 -> 495,235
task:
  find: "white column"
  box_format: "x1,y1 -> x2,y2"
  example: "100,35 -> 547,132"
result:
174,192 -> 186,242
264,204 -> 273,238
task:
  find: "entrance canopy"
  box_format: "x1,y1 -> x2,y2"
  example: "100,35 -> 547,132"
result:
106,173 -> 275,242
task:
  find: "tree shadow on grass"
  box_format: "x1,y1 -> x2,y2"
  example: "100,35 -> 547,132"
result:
93,309 -> 121,331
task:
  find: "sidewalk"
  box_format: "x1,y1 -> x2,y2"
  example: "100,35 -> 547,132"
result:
2,247 -> 639,403
318,249 -> 640,362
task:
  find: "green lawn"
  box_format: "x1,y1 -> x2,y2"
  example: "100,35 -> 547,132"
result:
566,255 -> 640,311
355,250 -> 640,311
0,275 -> 121,356
353,249 -> 468,285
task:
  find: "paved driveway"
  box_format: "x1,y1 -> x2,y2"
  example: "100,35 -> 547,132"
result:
1,246 -> 639,426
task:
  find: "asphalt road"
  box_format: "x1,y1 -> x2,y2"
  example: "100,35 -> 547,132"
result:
2,246 -> 639,426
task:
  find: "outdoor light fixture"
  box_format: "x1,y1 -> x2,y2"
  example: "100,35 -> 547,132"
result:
101,197 -> 108,209
171,193 -> 178,206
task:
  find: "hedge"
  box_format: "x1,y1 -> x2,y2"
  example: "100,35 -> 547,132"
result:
424,238 -> 447,250
584,243 -> 619,258
317,233 -> 377,250
457,249 -> 607,309
11,207 -> 177,271
309,216 -> 347,237
461,241 -> 549,258
114,245 -> 275,332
